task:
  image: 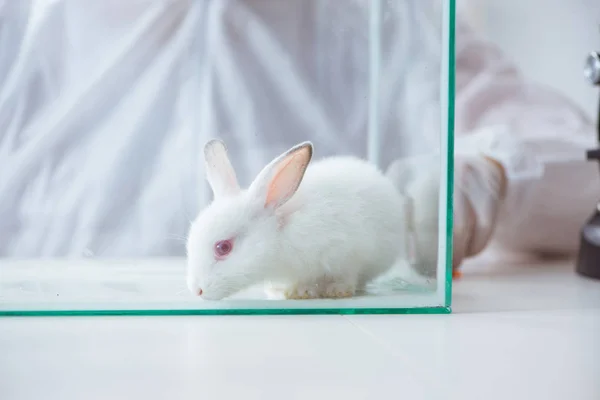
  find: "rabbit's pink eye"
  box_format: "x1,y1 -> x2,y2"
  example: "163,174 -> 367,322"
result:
214,240 -> 233,258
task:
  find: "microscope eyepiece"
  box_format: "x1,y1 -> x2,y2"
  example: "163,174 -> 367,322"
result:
584,51 -> 600,85
576,48 -> 600,279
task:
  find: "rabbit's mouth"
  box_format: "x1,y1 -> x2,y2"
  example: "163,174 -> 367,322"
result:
198,291 -> 223,301
200,291 -> 237,301
199,283 -> 243,301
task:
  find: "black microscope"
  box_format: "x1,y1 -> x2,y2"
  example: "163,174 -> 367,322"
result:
575,50 -> 600,279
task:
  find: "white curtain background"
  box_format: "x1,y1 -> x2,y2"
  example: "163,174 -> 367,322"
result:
0,0 -> 446,257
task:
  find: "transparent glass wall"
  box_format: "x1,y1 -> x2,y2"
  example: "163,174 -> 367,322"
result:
0,0 -> 454,315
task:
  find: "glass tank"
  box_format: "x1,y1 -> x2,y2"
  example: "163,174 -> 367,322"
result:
0,0 -> 455,315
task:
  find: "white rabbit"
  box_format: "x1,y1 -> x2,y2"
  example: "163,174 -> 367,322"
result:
186,139 -> 407,300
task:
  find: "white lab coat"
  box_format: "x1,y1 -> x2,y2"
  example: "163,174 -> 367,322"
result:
453,2 -> 600,258
0,0 -> 597,259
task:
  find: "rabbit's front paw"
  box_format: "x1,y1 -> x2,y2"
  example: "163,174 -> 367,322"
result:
283,283 -> 320,300
264,282 -> 287,300
322,281 -> 356,299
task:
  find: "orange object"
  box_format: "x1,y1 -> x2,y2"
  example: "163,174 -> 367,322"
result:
452,269 -> 462,279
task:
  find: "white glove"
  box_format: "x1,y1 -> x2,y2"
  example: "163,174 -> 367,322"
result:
452,155 -> 506,271
386,153 -> 506,277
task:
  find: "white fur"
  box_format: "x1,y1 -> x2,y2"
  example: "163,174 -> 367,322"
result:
187,140 -> 407,300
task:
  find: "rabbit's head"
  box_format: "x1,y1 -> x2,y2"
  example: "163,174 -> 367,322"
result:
186,139 -> 313,300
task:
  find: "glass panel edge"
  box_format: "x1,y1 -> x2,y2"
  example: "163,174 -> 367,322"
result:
444,0 -> 456,309
0,307 -> 451,317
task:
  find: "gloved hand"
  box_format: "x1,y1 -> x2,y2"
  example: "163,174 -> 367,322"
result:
386,153 -> 506,277
452,155 -> 506,273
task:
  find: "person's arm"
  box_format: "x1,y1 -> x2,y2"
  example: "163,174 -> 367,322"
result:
388,9 -> 598,273
452,13 -> 599,259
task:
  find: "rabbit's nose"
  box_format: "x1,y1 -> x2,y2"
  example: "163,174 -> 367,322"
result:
196,288 -> 203,296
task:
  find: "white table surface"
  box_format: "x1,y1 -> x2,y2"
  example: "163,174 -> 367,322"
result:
1,258 -> 599,400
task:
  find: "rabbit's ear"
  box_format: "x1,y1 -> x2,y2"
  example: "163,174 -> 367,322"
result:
248,142 -> 313,210
203,139 -> 240,198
